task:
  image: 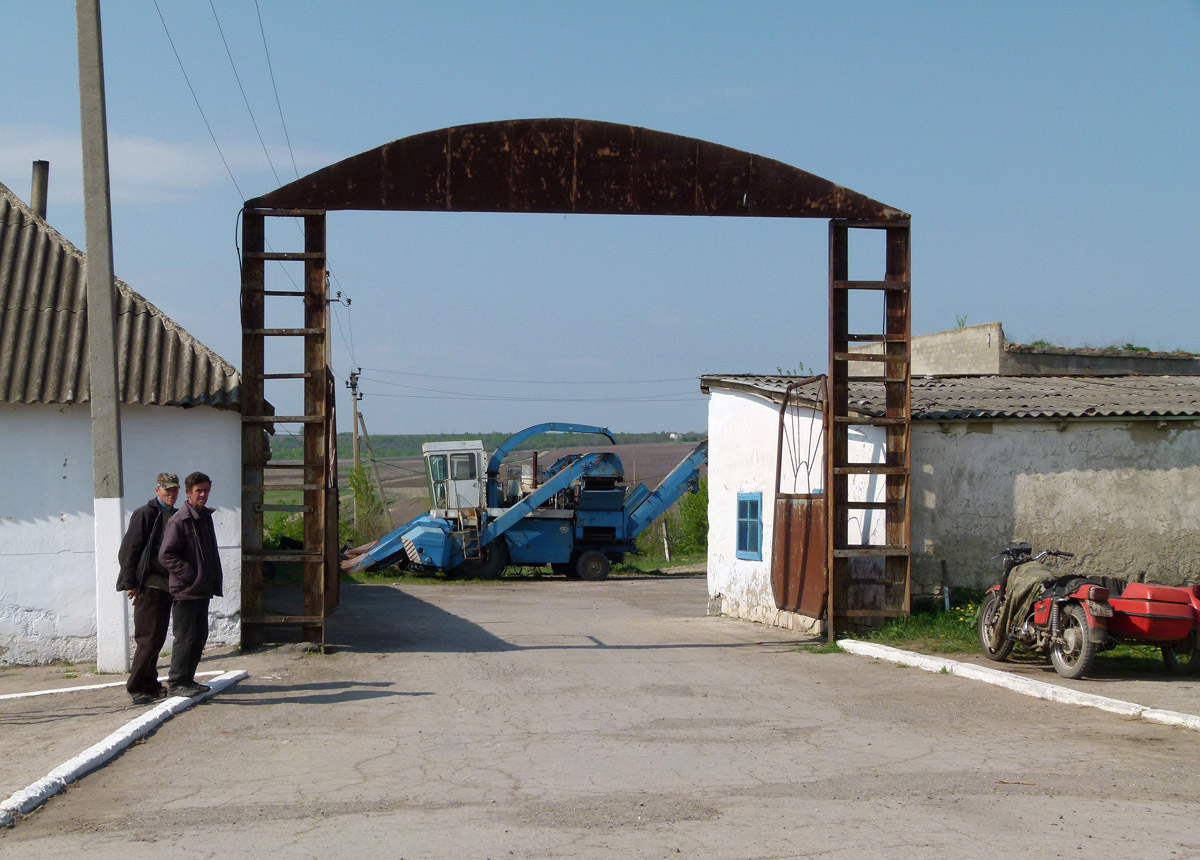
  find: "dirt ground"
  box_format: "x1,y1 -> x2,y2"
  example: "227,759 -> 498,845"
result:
3,575 -> 1200,859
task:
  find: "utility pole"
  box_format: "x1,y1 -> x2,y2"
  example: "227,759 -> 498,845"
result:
347,368 -> 362,472
77,0 -> 128,673
346,368 -> 362,527
357,412 -> 392,524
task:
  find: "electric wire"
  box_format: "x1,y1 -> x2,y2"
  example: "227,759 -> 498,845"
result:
254,0 -> 299,180
360,390 -> 704,403
360,368 -> 696,385
152,0 -> 244,200
209,0 -> 283,187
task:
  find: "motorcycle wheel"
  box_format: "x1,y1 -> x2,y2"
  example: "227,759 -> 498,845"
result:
978,591 -> 1013,661
1162,638 -> 1198,676
1050,603 -> 1097,680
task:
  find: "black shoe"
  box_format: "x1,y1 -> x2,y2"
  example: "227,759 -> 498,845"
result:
149,685 -> 169,699
168,682 -> 211,697
130,691 -> 158,705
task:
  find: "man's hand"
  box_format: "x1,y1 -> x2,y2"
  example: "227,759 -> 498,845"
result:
126,587 -> 140,607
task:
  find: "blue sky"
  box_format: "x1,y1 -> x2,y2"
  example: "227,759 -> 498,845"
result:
2,1 -> 1197,434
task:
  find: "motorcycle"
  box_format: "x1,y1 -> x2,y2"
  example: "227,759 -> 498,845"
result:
977,544 -> 1113,680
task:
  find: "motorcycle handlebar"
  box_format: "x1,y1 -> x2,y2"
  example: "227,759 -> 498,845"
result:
1032,549 -> 1074,561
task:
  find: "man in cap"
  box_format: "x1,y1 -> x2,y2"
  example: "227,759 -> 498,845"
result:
116,472 -> 179,705
159,471 -> 223,697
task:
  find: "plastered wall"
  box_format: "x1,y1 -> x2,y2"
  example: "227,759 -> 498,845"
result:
0,403 -> 242,664
707,390 -> 1200,628
911,419 -> 1200,593
706,390 -> 885,629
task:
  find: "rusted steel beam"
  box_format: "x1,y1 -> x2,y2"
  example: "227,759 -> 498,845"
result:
247,119 -> 908,221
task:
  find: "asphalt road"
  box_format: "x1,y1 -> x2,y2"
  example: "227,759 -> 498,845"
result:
2,575 -> 1198,859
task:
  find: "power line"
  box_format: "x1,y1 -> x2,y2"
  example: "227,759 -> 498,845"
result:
152,0 -> 244,199
360,375 -> 698,400
360,390 -> 704,403
254,0 -> 299,180
359,367 -> 697,385
209,0 -> 282,187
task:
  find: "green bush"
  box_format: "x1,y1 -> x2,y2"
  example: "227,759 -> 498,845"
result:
346,465 -> 389,546
631,478 -> 708,562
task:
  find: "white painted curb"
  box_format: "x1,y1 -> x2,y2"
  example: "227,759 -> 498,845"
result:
0,670 -> 227,702
839,640 -> 1200,730
0,669 -> 248,827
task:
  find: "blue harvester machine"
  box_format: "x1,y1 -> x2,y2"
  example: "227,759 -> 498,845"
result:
343,423 -> 707,581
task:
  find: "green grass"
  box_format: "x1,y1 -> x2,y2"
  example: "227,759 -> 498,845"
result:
790,640 -> 844,654
861,596 -> 983,654
340,554 -> 706,586
612,553 -> 705,576
855,600 -> 1183,674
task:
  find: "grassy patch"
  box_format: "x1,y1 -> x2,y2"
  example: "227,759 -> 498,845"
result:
862,595 -> 983,654
1095,643 -> 1174,674
790,640 -> 843,654
341,554 -> 706,586
612,553 -> 705,576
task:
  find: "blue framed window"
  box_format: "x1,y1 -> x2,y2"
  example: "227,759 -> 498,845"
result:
736,493 -> 762,560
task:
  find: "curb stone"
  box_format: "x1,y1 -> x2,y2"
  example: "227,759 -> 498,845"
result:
838,640 -> 1199,729
0,669 -> 248,827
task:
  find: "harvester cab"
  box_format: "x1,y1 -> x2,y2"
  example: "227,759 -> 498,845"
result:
422,439 -> 485,511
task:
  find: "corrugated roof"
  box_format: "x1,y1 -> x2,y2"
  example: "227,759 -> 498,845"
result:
700,374 -> 1200,420
0,181 -> 240,409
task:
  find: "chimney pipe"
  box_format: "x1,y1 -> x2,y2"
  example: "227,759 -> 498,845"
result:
31,160 -> 49,219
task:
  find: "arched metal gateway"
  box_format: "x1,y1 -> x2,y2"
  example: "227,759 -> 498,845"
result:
239,118 -> 911,645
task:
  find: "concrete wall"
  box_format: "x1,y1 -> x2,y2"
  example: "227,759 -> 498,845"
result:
706,390 -> 885,632
851,323 -> 1004,376
911,418 -> 1200,594
851,322 -> 1199,376
0,403 -> 242,665
1000,349 -> 1200,376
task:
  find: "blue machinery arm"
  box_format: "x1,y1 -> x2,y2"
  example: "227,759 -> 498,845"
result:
482,452 -> 605,545
623,439 -> 708,538
485,422 -> 615,507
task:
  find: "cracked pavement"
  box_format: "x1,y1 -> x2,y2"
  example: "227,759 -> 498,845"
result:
2,574 -> 1199,859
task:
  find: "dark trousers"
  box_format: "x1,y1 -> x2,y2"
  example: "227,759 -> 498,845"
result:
168,598 -> 210,687
126,588 -> 172,695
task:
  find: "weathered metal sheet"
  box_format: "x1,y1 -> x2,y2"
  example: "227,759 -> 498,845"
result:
0,181 -> 240,409
701,374 -> 1200,421
247,119 -> 908,221
771,495 -> 828,616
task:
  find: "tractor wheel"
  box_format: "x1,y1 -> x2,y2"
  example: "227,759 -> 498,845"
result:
452,541 -> 509,580
574,550 -> 611,582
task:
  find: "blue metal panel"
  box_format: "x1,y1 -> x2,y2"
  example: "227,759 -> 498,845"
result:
346,514 -> 455,572
503,520 -> 574,564
624,440 -> 708,537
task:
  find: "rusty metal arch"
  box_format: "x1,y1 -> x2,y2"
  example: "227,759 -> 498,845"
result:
247,118 -> 907,220
240,117 -> 911,647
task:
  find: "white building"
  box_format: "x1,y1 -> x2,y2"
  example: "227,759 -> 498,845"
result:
701,373 -> 1200,635
0,180 -> 243,665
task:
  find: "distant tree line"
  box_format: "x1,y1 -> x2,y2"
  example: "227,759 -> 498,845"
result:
269,430 -> 704,461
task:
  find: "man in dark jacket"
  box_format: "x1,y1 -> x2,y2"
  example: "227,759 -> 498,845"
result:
158,471 -> 223,697
116,472 -> 179,704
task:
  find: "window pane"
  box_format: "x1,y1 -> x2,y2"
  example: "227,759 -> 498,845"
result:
450,454 -> 477,480
429,454 -> 448,482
